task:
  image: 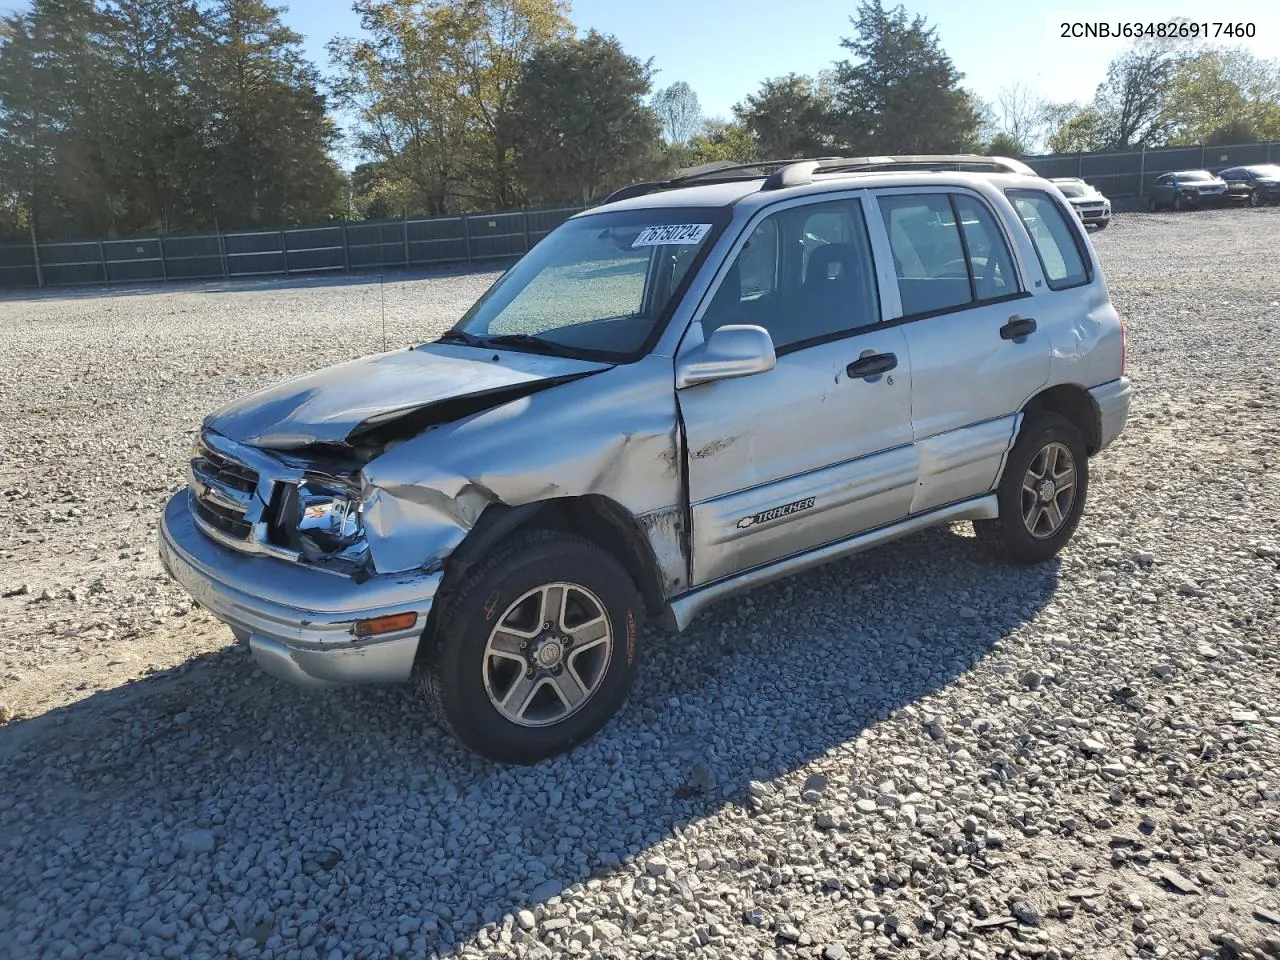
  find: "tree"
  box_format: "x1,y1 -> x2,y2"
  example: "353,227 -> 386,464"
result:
1090,40 -> 1182,148
192,0 -> 345,228
1046,104 -> 1107,153
1166,48 -> 1280,145
502,31 -> 663,204
687,118 -> 757,165
329,0 -> 572,214
829,0 -> 981,154
984,83 -> 1061,155
651,81 -> 701,146
734,74 -> 834,159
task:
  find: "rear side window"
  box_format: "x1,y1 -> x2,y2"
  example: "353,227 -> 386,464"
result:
878,192 -> 1020,318
1005,189 -> 1091,291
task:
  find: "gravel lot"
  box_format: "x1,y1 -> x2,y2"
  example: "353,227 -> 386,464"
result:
2,208 -> 1280,960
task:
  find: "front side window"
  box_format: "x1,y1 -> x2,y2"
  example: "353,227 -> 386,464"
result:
701,198 -> 880,351
1005,188 -> 1091,291
451,206 -> 729,360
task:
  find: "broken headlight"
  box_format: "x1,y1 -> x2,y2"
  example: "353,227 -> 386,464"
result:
274,476 -> 369,566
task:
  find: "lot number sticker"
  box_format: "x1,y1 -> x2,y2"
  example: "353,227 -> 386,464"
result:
632,224 -> 711,247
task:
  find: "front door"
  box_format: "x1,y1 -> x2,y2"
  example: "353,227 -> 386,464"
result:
676,194 -> 918,586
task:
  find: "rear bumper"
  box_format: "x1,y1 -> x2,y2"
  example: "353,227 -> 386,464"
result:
1090,377 -> 1132,452
159,492 -> 440,687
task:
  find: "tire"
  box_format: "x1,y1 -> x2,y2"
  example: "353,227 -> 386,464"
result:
974,412 -> 1089,565
1173,193 -> 1184,211
418,529 -> 642,763
1250,189 -> 1263,208
1093,220 -> 1109,231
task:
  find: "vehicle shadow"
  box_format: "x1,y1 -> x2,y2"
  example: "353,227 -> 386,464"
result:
0,523 -> 1060,955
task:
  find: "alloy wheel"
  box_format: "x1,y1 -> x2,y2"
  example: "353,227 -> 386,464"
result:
481,582 -> 613,727
1021,442 -> 1077,540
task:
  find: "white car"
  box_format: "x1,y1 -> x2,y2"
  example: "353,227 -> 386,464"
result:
1050,177 -> 1112,229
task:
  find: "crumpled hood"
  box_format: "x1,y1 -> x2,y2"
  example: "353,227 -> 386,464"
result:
204,343 -> 612,449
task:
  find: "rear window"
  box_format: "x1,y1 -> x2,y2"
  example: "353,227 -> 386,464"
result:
1005,189 -> 1091,291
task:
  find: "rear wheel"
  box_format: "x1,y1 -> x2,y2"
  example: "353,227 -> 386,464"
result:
975,413 -> 1089,565
418,530 -> 642,763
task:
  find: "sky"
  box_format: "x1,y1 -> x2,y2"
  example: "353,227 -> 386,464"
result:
285,0 -> 1280,122
3,0 -> 1278,136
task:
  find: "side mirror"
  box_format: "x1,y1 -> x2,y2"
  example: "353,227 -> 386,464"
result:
675,324 -> 776,389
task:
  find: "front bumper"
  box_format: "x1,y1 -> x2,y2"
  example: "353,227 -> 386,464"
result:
1089,377 -> 1132,452
159,492 -> 440,688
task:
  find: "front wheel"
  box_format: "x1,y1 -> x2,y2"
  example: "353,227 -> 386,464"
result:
1093,220 -> 1109,231
1173,193 -> 1184,211
1250,188 -> 1263,207
974,413 -> 1089,565
418,530 -> 642,763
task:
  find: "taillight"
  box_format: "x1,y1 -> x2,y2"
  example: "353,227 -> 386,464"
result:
1119,316 -> 1127,376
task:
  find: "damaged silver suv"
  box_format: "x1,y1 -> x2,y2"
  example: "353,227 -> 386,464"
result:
160,155 -> 1132,763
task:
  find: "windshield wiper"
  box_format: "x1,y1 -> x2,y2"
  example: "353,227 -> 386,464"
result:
437,329 -> 489,348
481,333 -> 583,358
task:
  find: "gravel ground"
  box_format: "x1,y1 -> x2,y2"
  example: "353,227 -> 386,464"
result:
2,208 -> 1279,960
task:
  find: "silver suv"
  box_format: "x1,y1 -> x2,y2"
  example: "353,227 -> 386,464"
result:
160,155 -> 1132,763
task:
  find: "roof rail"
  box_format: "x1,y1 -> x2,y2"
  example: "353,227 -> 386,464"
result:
598,158 -> 805,205
763,154 -> 1037,189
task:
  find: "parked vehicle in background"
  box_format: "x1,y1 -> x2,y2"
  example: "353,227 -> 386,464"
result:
1148,170 -> 1229,211
1217,165 -> 1280,206
1050,178 -> 1111,229
159,154 -> 1132,764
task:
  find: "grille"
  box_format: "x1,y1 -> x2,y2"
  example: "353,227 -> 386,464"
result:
190,438 -> 261,543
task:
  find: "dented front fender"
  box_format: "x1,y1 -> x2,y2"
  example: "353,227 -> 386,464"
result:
359,356 -> 685,577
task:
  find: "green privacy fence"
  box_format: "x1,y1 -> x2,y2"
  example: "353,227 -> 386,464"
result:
5,139 -> 1280,291
1021,140 -> 1280,201
0,206 -> 583,291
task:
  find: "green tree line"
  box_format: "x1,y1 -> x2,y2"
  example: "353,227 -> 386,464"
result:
2,0 -> 1278,240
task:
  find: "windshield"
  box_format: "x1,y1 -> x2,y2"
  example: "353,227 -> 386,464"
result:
1179,171 -> 1215,182
1246,165 -> 1280,178
1056,182 -> 1092,198
450,206 -> 730,360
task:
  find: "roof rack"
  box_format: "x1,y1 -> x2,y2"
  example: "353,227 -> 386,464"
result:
598,154 -> 1036,205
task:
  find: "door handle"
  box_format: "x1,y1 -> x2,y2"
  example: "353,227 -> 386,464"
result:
1000,316 -> 1037,340
847,352 -> 897,379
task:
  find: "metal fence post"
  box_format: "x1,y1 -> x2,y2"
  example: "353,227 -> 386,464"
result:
158,235 -> 167,282
1138,148 -> 1146,197
1200,144 -> 1206,168
29,222 -> 44,288
1077,153 -> 1083,178
462,213 -> 472,264
522,211 -> 532,253
99,239 -> 108,287
280,229 -> 289,276
217,222 -> 228,280
342,220 -> 350,274
403,210 -> 410,269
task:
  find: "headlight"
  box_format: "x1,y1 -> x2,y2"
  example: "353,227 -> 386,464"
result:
274,476 -> 369,565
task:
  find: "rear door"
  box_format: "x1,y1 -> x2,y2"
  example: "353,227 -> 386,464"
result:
869,188 -> 1050,513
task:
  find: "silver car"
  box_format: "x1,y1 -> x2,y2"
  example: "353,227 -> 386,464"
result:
160,155 -> 1132,763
